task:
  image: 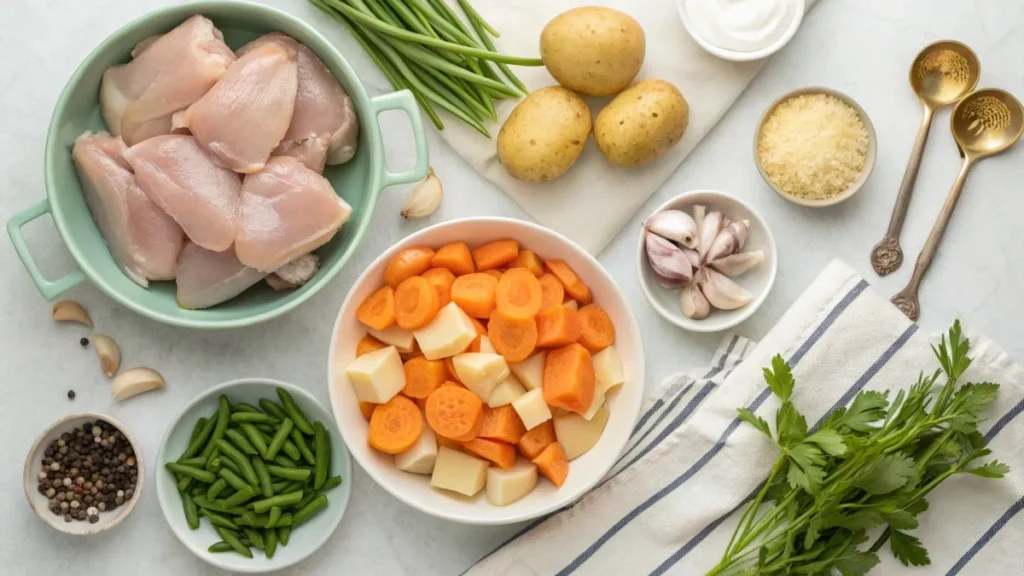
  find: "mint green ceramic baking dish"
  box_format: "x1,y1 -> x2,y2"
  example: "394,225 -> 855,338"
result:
6,1 -> 428,329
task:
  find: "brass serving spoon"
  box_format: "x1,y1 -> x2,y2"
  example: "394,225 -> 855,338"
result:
891,88 -> 1024,320
871,41 -> 980,275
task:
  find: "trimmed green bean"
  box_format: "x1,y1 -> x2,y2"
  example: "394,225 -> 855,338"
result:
267,506 -> 282,529
251,490 -> 304,514
275,388 -> 316,435
292,494 -> 329,527
177,475 -> 192,492
273,454 -> 300,469
238,511 -> 271,527
253,456 -> 274,498
264,527 -> 278,559
271,479 -> 292,493
215,439 -> 260,485
208,541 -> 233,553
240,424 -> 270,459
207,478 -> 228,500
181,492 -> 200,530
225,429 -> 258,456
266,465 -> 311,482
242,527 -> 265,550
232,402 -> 263,414
286,428 -> 312,463
282,480 -> 307,494
230,412 -> 279,425
193,495 -> 248,516
296,489 -> 318,510
216,527 -> 253,558
455,0 -> 498,37
188,416 -> 209,444
265,418 -> 294,461
219,468 -> 251,492
181,414 -> 217,460
178,455 -> 208,468
201,396 -> 232,458
258,399 -> 289,421
221,485 -> 256,507
256,423 -> 276,435
216,455 -> 241,476
203,509 -> 240,530
321,475 -> 343,492
204,446 -> 221,470
277,526 -> 291,546
166,462 -> 217,484
313,421 -> 330,490
189,484 -> 207,498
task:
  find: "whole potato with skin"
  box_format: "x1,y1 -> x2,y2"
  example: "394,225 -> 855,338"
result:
497,87 -> 592,183
594,79 -> 689,168
541,7 -> 645,97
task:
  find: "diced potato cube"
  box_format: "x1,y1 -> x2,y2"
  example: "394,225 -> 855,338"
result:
487,374 -> 527,408
453,353 -> 510,400
592,345 -> 624,395
509,351 -> 547,391
431,447 -> 489,496
563,300 -> 579,311
486,461 -> 538,506
368,325 -> 416,354
512,388 -> 552,430
581,385 -> 606,421
345,346 -> 405,403
394,425 -> 437,475
554,403 -> 609,460
413,302 -> 477,360
478,335 -> 497,354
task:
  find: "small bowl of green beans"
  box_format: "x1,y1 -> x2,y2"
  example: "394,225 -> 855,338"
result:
156,378 -> 351,573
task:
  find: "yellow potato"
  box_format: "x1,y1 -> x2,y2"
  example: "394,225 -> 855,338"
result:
594,79 -> 689,168
497,87 -> 592,183
541,7 -> 646,97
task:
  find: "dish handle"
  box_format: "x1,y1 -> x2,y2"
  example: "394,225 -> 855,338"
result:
7,199 -> 85,300
370,90 -> 430,189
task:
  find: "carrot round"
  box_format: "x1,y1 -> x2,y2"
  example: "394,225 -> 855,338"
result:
368,395 -> 423,454
421,267 -> 456,308
359,402 -> 377,422
510,250 -> 545,277
535,305 -> 582,348
431,242 -> 475,276
496,268 -> 543,320
576,304 -> 616,353
462,438 -> 516,469
356,334 -> 387,357
444,358 -> 462,383
483,269 -> 504,281
384,246 -> 435,288
538,273 -> 565,312
436,436 -> 464,452
543,343 -> 595,414
517,420 -> 556,459
426,385 -> 484,441
479,405 -> 527,444
545,260 -> 591,305
488,310 -> 538,362
356,286 -> 396,330
451,273 -> 498,318
472,239 -> 520,271
394,276 -> 440,330
402,356 -> 448,398
532,442 -> 569,487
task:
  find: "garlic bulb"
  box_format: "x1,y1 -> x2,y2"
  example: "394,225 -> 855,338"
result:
698,211 -> 724,261
698,268 -> 752,310
680,283 -> 711,319
645,233 -> 693,287
401,169 -> 442,219
711,251 -> 764,277
644,210 -> 698,248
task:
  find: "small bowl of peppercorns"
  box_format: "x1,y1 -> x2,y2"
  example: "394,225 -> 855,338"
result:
23,413 -> 144,535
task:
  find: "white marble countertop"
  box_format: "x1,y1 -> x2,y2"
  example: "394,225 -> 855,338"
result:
3,0 -> 1023,574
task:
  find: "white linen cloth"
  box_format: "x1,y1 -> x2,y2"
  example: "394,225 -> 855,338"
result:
466,259 -> 1024,575
438,0 -> 818,254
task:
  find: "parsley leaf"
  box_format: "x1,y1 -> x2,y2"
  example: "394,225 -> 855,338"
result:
842,390 -> 888,432
881,510 -> 919,530
763,354 -> 794,401
786,442 -> 827,492
853,454 -> 916,495
737,408 -> 772,439
890,530 -> 931,567
833,550 -> 880,576
805,429 -> 848,456
965,460 -> 1011,478
776,401 -> 808,447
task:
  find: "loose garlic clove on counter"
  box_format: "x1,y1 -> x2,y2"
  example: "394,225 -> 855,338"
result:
680,283 -> 711,319
644,210 -> 699,248
92,335 -> 120,377
698,268 -> 752,310
111,368 -> 165,401
401,169 -> 442,219
52,300 -> 92,328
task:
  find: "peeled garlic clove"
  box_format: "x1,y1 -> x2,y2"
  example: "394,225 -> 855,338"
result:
111,367 -> 165,401
645,233 -> 693,287
728,220 -> 750,252
705,227 -> 738,263
644,210 -> 698,249
692,205 -> 706,233
698,268 -> 752,310
711,251 -> 764,277
698,211 -> 724,260
401,169 -> 442,219
682,247 -> 701,269
92,335 -> 120,378
680,283 -> 711,319
52,300 -> 92,328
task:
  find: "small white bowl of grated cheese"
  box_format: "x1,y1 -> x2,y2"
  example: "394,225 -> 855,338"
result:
754,87 -> 876,207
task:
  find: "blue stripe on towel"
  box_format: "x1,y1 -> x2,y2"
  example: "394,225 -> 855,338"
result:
614,381 -> 716,475
649,323 -> 919,575
556,279 -> 869,576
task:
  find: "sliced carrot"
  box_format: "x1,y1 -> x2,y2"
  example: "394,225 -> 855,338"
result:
576,304 -> 616,353
462,438 -> 516,469
356,286 -> 396,330
543,343 -> 595,414
356,334 -> 387,357
402,356 -> 448,399
442,379 -> 466,389
415,397 -> 428,410
517,420 -> 556,459
510,250 -> 545,277
450,273 -> 498,319
421,267 -> 456,308
496,268 -> 543,320
545,260 -> 592,305
384,246 -> 435,288
483,269 -> 504,281
359,402 -> 377,422
368,395 -> 423,454
437,435 -> 464,452
479,404 -> 527,444
538,273 -> 565,312
444,358 -> 462,383
431,242 -> 475,276
425,385 -> 484,441
532,442 -> 569,487
472,239 -> 519,271
394,276 -> 440,330
488,310 -> 538,363
400,339 -> 422,361
465,316 -> 487,353
535,305 -> 582,348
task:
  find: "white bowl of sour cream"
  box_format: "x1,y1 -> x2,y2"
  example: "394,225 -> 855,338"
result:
678,0 -> 805,62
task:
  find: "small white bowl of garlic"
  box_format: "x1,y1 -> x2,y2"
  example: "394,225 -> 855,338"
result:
636,190 -> 777,332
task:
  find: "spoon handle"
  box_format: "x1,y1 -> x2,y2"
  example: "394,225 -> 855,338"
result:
891,160 -> 973,320
871,105 -> 935,276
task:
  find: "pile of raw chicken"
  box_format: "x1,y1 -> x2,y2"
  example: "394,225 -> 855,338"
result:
72,16 -> 359,309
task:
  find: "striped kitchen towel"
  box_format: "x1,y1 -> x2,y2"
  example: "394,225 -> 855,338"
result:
466,260 -> 1024,576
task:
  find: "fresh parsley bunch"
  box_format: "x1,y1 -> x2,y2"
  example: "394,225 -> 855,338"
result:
707,321 -> 1009,576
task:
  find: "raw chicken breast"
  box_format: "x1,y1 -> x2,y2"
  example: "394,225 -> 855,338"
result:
123,135 -> 241,252
179,41 -> 298,174
100,16 -> 235,146
239,33 -> 359,170
176,242 -> 265,309
277,135 -> 329,173
71,132 -> 184,286
235,157 -> 352,272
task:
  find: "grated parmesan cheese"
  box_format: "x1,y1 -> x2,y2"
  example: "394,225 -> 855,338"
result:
757,94 -> 868,201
